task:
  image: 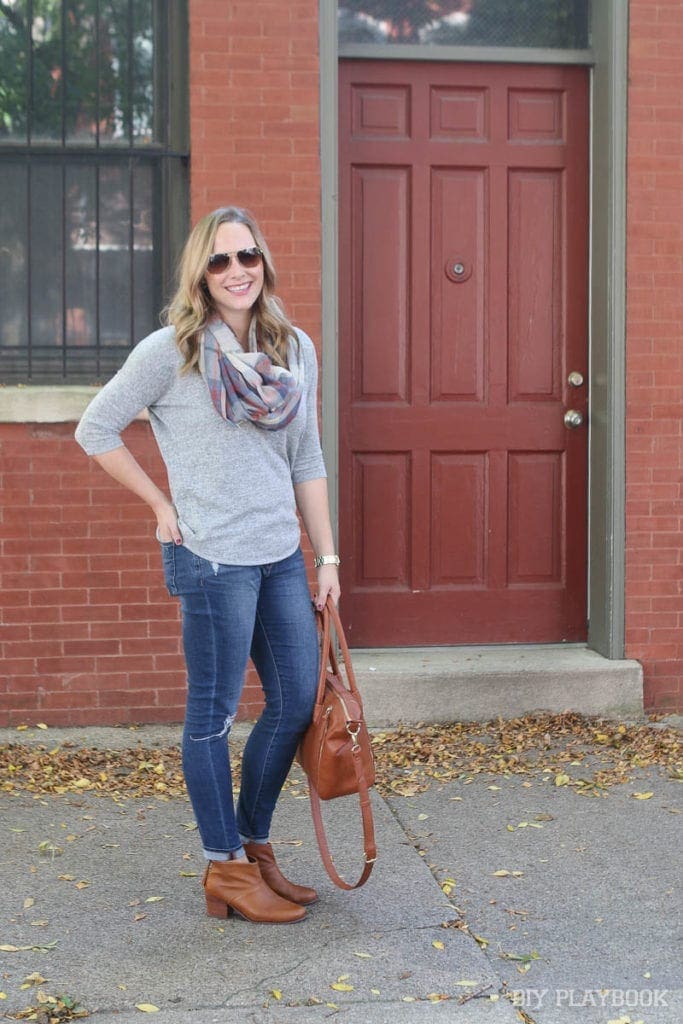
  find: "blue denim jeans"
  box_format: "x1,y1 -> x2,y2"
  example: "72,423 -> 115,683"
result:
160,543 -> 318,857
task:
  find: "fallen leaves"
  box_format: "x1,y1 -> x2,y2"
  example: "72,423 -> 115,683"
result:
371,711 -> 681,797
0,712 -> 678,803
10,992 -> 88,1022
0,940 -> 58,953
0,747 -> 190,800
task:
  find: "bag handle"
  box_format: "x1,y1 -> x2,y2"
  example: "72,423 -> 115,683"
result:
315,597 -> 361,702
308,597 -> 377,889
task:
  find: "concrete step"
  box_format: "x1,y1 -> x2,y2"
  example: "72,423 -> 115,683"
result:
349,644 -> 643,725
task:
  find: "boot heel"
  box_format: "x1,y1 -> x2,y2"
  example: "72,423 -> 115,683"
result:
205,894 -> 230,918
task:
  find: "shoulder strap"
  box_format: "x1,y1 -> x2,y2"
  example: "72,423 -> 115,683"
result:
309,741 -> 377,890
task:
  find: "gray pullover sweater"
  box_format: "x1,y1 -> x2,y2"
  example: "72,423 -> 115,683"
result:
75,325 -> 327,565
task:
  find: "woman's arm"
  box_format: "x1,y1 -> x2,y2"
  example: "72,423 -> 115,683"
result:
294,476 -> 340,609
93,447 -> 182,544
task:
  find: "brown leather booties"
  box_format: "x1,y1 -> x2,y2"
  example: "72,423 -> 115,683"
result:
202,858 -> 306,923
243,841 -> 318,906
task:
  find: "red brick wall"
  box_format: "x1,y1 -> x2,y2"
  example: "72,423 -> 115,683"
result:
625,0 -> 683,711
0,0 -> 322,727
0,423 -> 186,726
189,0 -> 322,339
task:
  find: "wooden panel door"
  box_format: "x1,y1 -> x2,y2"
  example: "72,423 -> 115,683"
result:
339,61 -> 589,646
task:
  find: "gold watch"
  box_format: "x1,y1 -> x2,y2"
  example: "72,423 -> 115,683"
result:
313,554 -> 341,568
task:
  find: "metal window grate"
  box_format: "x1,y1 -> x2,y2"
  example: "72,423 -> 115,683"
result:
338,0 -> 591,49
0,0 -> 188,384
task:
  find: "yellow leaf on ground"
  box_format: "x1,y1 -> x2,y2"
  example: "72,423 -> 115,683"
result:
493,870 -> 510,877
145,896 -> 164,903
331,983 -> 353,992
455,981 -> 479,986
352,952 -> 372,958
135,1004 -> 160,1013
23,898 -> 35,909
555,773 -> 570,786
632,791 -> 653,800
36,723 -> 48,730
22,973 -> 47,986
271,990 -> 282,1000
432,940 -> 445,950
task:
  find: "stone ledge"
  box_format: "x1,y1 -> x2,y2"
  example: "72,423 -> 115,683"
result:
0,386 -> 148,423
0,386 -> 99,422
350,645 -> 644,726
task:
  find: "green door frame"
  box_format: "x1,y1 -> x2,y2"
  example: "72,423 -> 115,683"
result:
319,0 -> 629,658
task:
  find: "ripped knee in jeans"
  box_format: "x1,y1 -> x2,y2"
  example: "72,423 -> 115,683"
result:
188,712 -> 235,742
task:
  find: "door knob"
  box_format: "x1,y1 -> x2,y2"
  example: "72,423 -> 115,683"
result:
564,409 -> 584,429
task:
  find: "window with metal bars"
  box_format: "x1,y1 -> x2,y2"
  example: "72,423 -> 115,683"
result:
0,0 -> 188,384
338,0 -> 591,48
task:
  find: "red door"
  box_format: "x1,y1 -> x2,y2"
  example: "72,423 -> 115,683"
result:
339,61 -> 589,646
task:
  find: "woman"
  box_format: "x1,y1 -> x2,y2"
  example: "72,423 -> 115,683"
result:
75,206 -> 340,924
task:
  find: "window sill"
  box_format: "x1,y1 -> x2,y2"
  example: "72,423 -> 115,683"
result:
0,386 -> 148,423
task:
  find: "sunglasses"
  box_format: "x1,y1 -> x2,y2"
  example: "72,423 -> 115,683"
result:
206,247 -> 264,274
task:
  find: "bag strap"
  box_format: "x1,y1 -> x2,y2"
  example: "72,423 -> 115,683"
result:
315,597 -> 361,700
309,737 -> 377,890
308,598 -> 377,889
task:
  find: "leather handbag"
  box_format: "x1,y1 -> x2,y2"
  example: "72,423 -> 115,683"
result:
297,597 -> 377,889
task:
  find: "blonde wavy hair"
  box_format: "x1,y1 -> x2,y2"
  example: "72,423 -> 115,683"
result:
162,206 -> 296,372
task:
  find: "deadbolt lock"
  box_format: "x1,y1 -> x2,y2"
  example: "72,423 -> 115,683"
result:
568,371 -> 584,387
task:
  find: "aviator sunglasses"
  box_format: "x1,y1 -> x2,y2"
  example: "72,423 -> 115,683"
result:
206,247 -> 264,275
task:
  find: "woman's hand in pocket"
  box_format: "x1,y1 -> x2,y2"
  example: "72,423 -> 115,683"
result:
155,500 -> 183,545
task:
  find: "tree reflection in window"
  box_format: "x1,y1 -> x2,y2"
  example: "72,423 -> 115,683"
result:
338,1 -> 590,49
0,0 -> 179,384
0,0 -> 154,144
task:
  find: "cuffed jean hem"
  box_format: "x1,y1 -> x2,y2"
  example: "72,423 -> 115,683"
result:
202,844 -> 245,862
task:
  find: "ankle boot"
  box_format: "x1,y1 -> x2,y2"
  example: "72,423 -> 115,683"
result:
243,842 -> 318,906
202,858 -> 306,923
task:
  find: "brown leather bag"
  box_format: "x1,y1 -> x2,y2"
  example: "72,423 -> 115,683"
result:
297,597 -> 377,889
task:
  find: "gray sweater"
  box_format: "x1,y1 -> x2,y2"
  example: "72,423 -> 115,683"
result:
75,325 -> 327,565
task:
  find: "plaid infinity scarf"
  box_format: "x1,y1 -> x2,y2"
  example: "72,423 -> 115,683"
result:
199,318 -> 303,431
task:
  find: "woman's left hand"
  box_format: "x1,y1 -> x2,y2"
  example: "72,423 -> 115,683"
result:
314,565 -> 341,610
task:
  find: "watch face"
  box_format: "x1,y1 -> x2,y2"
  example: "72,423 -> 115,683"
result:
316,556 -> 340,567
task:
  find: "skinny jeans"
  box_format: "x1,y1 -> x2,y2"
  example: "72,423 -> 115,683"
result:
160,542 -> 318,856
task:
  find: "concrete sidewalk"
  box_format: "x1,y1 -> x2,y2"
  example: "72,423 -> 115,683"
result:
0,722 -> 681,1024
